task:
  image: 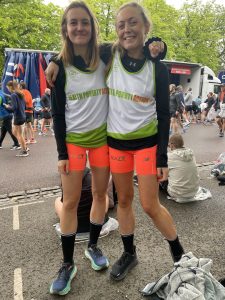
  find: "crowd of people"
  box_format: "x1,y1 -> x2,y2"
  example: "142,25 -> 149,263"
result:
0,82 -> 53,156
169,83 -> 225,137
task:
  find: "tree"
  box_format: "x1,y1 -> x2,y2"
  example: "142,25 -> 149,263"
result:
0,0 -> 63,76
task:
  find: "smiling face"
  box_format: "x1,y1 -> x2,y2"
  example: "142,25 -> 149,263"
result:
66,7 -> 92,52
116,6 -> 150,58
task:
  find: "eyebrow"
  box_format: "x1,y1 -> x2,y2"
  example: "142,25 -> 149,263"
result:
117,17 -> 137,24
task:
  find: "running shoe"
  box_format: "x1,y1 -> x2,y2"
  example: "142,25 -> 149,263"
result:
219,129 -> 224,137
49,262 -> 77,295
38,131 -> 46,136
16,150 -> 29,157
110,247 -> 138,281
10,145 -> 21,150
0,145 -> 2,149
85,245 -> 109,271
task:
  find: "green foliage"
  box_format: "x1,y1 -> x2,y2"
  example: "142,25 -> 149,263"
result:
0,0 -> 225,76
0,0 -> 63,76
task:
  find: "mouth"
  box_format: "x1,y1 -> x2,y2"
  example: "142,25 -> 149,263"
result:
124,36 -> 136,41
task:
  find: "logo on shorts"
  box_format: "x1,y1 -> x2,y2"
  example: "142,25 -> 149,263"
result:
111,155 -> 125,161
143,156 -> 150,161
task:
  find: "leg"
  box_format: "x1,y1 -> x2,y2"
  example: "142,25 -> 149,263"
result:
0,120 -> 7,146
50,171 -> 82,296
4,117 -> 19,146
138,174 -> 184,262
85,145 -> 110,270
109,148 -> 138,280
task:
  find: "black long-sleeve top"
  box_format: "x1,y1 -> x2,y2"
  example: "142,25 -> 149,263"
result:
51,42 -> 170,167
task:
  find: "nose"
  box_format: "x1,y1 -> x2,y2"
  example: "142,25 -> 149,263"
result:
124,22 -> 131,32
77,22 -> 83,31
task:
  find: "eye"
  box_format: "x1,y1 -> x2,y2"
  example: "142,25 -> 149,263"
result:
129,20 -> 137,26
117,23 -> 125,30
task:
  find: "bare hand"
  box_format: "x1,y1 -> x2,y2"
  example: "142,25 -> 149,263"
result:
45,62 -> 59,87
58,160 -> 69,175
157,167 -> 168,182
149,41 -> 164,58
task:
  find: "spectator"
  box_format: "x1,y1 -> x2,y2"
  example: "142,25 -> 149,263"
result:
39,88 -> 52,136
215,85 -> 225,137
19,81 -> 37,144
0,85 -> 20,150
184,87 -> 193,122
169,84 -> 180,134
160,133 -> 199,202
201,92 -> 215,123
33,97 -> 42,132
5,81 -> 29,157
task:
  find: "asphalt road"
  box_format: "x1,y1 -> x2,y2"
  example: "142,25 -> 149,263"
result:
0,123 -> 225,300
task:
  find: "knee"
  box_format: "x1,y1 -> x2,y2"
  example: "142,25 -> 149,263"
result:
63,199 -> 78,211
142,201 -> 160,219
118,193 -> 133,209
92,190 -> 106,202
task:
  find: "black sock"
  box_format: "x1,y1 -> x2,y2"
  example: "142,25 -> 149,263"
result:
61,233 -> 76,264
121,234 -> 135,254
167,236 -> 184,259
88,221 -> 103,248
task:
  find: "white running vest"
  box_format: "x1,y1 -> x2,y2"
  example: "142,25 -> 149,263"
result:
64,60 -> 108,147
106,51 -> 158,140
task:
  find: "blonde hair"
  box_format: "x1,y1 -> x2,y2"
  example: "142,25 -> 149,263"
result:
58,1 -> 99,70
113,2 -> 151,56
169,133 -> 184,149
105,2 -> 151,74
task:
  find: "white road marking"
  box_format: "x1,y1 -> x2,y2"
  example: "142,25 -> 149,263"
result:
0,200 -> 44,211
14,268 -> 23,300
13,206 -> 20,230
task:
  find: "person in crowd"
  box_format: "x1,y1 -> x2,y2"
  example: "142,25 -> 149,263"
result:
33,97 -> 43,132
39,88 -> 52,136
169,84 -> 180,134
106,2 -> 184,282
5,81 -> 29,157
215,84 -> 225,137
201,92 -> 215,123
160,133 -> 199,202
175,85 -> 187,132
192,95 -> 202,123
0,85 -> 20,149
19,81 -> 37,144
46,0 -> 174,292
184,87 -> 193,123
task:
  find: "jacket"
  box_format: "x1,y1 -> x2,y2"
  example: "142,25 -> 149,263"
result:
168,147 -> 199,200
141,252 -> 225,299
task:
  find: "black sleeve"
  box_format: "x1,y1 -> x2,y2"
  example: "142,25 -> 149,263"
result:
143,37 -> 167,62
155,62 -> 170,167
99,43 -> 113,65
51,62 -> 68,161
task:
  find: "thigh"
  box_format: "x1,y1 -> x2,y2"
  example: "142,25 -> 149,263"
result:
112,171 -> 134,203
66,143 -> 87,171
138,174 -> 160,209
109,147 -> 134,173
88,144 -> 109,168
91,166 -> 110,195
135,146 -> 157,176
61,170 -> 83,205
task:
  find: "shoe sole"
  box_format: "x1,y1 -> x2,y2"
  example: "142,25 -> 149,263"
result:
84,250 -> 109,271
110,258 -> 138,281
49,266 -> 77,295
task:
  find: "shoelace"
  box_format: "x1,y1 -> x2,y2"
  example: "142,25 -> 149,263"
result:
117,252 -> 131,266
91,246 -> 103,258
57,264 -> 72,280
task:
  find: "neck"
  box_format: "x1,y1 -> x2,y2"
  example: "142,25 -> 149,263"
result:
127,48 -> 144,60
73,45 -> 89,64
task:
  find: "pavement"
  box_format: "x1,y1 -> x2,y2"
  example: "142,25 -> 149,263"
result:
0,123 -> 225,300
